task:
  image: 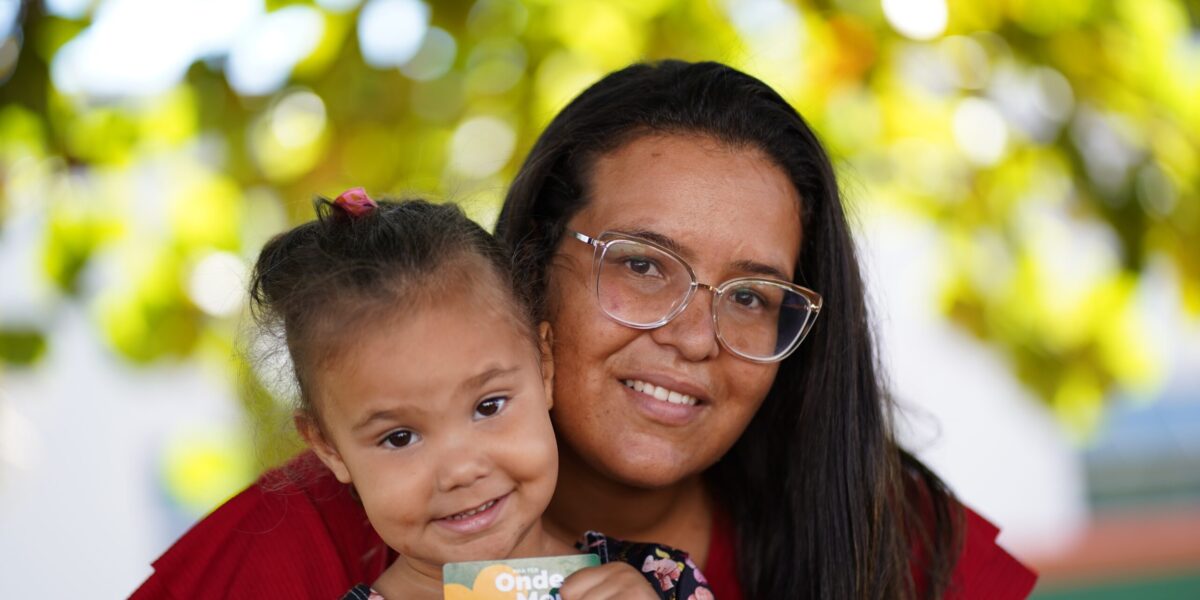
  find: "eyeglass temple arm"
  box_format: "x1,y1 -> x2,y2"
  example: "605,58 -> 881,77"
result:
570,230 -> 600,248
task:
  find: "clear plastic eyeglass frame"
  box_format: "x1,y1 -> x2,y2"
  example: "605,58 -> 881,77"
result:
569,230 -> 823,363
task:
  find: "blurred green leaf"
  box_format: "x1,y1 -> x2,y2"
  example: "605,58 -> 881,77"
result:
0,328 -> 48,366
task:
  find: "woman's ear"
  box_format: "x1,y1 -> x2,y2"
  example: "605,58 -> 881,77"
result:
538,321 -> 555,410
294,412 -> 353,484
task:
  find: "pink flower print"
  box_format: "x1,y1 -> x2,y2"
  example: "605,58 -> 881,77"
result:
642,555 -> 682,591
688,588 -> 715,600
684,556 -> 708,585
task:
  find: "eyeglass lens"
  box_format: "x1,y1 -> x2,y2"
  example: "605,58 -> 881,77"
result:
596,238 -> 816,360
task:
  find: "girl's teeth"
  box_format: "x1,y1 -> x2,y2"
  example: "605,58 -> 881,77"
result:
448,499 -> 496,520
622,380 -> 698,406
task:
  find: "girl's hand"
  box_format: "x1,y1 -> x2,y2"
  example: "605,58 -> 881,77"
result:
558,562 -> 661,600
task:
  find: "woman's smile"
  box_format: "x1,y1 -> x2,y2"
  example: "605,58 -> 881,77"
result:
620,380 -> 705,426
617,371 -> 711,426
622,379 -> 700,407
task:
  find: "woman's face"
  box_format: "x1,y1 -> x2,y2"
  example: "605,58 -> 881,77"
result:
547,134 -> 803,488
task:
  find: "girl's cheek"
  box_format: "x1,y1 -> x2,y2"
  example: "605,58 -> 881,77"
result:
499,420 -> 558,476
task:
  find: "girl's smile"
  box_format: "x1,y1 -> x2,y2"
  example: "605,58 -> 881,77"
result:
433,492 -> 510,534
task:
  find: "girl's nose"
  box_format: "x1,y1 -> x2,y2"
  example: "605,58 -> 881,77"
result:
434,439 -> 491,493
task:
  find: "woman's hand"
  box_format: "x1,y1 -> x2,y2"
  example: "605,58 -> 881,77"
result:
558,562 -> 661,600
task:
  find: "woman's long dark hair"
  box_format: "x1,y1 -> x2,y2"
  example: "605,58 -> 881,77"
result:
496,60 -> 962,599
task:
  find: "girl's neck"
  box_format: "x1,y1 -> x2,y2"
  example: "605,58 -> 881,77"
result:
372,556 -> 443,600
542,442 -> 715,565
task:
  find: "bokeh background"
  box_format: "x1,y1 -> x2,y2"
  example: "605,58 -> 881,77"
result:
1,0 -> 1198,597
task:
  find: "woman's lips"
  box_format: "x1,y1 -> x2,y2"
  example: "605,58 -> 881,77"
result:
622,379 -> 699,405
433,493 -> 509,535
619,378 -> 706,426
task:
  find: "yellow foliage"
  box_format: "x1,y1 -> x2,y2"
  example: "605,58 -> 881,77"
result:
139,87 -> 199,148
161,429 -> 255,517
170,165 -> 243,251
4,0 -> 1197,440
0,105 -> 47,163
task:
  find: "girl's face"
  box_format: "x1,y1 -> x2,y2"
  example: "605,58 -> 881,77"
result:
303,293 -> 558,571
547,134 -> 803,488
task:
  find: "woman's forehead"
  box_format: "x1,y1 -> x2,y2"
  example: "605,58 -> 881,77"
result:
576,134 -> 803,275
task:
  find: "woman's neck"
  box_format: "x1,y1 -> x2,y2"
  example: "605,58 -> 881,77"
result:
543,442 -> 715,565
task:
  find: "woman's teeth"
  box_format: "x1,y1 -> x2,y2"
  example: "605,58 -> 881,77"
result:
446,499 -> 497,520
623,379 -> 698,406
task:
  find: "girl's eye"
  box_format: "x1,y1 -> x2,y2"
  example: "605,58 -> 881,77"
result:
475,396 -> 509,419
381,429 -> 419,449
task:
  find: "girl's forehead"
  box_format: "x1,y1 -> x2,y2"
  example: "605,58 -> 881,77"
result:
314,305 -> 543,425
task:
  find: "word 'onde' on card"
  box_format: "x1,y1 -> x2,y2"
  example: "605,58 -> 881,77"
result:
443,553 -> 601,600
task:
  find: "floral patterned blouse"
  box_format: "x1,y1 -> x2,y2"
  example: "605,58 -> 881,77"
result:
341,531 -> 714,600
578,531 -> 713,600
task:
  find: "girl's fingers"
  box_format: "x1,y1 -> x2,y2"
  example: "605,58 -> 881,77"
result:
558,563 -> 613,598
559,562 -> 658,600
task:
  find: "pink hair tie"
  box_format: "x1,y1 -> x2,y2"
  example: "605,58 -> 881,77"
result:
333,187 -> 377,218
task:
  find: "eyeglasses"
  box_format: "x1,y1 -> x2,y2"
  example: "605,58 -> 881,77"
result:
569,230 -> 823,363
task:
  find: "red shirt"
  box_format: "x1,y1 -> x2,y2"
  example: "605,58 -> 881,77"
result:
133,452 -> 1036,599
943,507 -> 1038,598
132,453 -> 388,600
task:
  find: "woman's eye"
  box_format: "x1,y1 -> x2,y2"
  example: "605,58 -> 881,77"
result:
475,396 -> 509,418
381,429 -> 418,449
623,257 -> 661,277
731,288 -> 765,309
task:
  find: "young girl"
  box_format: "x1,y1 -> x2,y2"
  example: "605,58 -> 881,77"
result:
249,188 -> 712,600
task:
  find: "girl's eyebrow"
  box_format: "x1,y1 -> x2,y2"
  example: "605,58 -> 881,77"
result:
350,367 -> 520,433
615,228 -> 793,282
458,365 -> 520,393
352,408 -> 403,434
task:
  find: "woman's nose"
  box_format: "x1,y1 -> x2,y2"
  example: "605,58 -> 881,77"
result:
435,437 -> 491,493
649,288 -> 721,362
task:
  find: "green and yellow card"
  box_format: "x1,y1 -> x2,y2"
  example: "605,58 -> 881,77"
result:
443,554 -> 600,600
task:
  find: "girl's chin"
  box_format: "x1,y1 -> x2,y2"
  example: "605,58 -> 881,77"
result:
415,541 -> 520,568
425,524 -> 552,564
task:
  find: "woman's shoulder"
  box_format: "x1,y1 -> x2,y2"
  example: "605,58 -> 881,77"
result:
579,531 -> 714,600
903,455 -> 1038,599
946,505 -> 1038,599
131,452 -> 389,600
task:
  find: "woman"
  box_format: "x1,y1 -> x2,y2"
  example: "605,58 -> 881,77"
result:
134,60 -> 1036,599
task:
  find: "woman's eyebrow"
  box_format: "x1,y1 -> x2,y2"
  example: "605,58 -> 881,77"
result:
619,228 -> 685,255
731,259 -> 791,281
616,228 -> 792,281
